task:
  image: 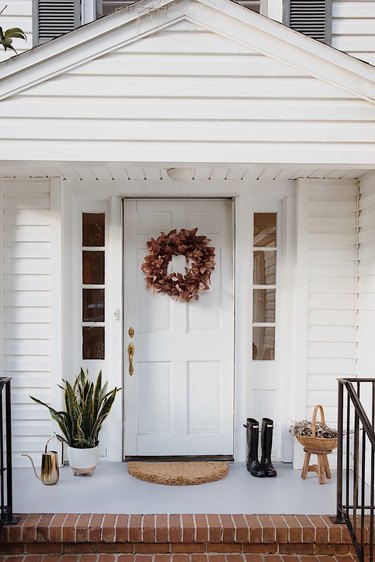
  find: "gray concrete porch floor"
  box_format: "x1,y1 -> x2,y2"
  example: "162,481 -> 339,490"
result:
13,462 -> 338,514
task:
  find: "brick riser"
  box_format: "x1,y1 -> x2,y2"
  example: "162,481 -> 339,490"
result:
0,514 -> 360,557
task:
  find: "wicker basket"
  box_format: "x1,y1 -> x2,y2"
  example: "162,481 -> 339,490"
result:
296,405 -> 337,452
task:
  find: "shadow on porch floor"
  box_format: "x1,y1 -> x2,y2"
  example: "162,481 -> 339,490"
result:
13,462 -> 337,515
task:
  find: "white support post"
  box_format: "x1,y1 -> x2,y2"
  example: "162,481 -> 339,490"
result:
293,178 -> 310,469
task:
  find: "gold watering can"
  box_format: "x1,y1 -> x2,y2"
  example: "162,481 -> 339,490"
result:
22,437 -> 59,485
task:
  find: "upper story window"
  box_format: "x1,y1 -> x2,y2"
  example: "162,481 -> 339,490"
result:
97,0 -> 262,17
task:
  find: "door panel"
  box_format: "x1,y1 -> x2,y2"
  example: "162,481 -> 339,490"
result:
124,199 -> 234,457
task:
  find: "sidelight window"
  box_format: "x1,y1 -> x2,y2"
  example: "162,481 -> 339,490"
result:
81,212 -> 106,360
252,213 -> 277,360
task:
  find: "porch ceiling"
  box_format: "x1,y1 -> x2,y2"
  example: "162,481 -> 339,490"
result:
0,164 -> 371,181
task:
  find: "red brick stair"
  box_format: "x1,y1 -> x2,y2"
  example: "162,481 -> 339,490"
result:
0,514 -> 358,559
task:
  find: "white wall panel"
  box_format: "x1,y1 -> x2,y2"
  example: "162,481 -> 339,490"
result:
332,1 -> 375,64
357,175 -> 375,378
0,179 -> 54,467
306,180 -> 357,425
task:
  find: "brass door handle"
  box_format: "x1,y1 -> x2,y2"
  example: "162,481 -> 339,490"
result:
128,342 -> 135,376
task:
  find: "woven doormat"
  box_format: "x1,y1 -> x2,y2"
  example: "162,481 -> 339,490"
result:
128,461 -> 228,486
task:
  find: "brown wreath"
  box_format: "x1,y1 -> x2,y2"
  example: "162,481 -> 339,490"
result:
141,228 -> 215,302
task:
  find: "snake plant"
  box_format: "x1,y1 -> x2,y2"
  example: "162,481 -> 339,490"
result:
31,369 -> 120,449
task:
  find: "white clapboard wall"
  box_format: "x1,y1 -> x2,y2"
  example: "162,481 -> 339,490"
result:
306,180 -> 357,429
357,175 -> 375,378
1,20 -> 375,166
332,1 -> 375,66
0,179 -> 54,467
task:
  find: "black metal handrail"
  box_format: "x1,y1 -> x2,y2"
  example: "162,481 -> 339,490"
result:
335,378 -> 375,562
0,377 -> 17,528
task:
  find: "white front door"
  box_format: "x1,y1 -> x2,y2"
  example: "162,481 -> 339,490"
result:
124,199 -> 234,457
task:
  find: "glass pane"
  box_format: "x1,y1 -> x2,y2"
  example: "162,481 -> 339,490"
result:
83,251 -> 105,285
253,289 -> 275,322
253,327 -> 275,360
82,213 -> 105,247
254,213 -> 277,247
83,327 -> 105,360
253,250 -> 276,285
82,289 -> 105,322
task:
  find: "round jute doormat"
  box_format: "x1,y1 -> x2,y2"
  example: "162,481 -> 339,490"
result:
128,461 -> 228,486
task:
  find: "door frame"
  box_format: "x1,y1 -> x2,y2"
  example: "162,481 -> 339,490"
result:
122,197 -> 236,459
63,179 -> 296,464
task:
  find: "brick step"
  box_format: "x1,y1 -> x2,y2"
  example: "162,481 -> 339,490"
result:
0,555 -> 361,562
0,514 -> 358,557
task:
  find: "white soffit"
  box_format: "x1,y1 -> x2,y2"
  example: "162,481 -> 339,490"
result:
0,0 -> 374,104
0,165 -> 369,181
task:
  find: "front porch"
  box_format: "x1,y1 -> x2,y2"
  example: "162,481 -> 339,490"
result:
13,461 -> 337,515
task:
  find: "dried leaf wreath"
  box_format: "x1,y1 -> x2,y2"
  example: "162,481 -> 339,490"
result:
141,228 -> 216,302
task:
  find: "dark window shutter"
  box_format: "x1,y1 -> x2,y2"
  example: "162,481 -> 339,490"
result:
33,0 -> 81,45
284,0 -> 332,45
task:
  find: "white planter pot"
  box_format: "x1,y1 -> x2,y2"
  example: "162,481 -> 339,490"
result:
67,445 -> 100,476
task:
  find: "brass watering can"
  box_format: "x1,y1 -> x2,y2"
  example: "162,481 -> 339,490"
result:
22,437 -> 59,485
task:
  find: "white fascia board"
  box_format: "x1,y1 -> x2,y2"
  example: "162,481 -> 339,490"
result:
0,0 -> 374,103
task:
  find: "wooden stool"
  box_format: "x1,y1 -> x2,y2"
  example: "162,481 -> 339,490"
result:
301,447 -> 332,484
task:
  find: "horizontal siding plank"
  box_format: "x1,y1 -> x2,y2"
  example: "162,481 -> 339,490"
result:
332,20 -> 375,35
3,258 -> 50,275
4,356 -> 51,371
4,339 -> 51,355
3,306 -> 51,323
357,310 -> 375,329
3,242 -> 50,259
67,53 -> 305,77
12,404 -> 51,420
3,225 -> 51,242
309,294 -> 355,309
3,98 -> 373,121
357,343 -> 375,364
12,388 -> 51,404
308,325 -> 355,342
357,259 -> 375,276
309,233 -> 358,247
357,327 -> 375,347
308,342 -> 355,358
309,309 -> 356,326
309,278 -> 356,293
3,274 -> 50,291
307,374 -> 339,391
3,197 -> 50,210
309,248 -> 357,262
308,358 -> 355,375
1,121 -> 375,142
309,264 -> 357,277
359,241 -> 375,260
3,323 -> 51,339
307,390 -> 338,407
332,2 -> 375,19
357,293 -> 375,310
358,275 -> 375,293
23,76 -> 353,99
3,209 -> 51,226
3,290 -> 51,307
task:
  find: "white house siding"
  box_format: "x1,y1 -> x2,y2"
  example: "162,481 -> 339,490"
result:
0,179 -> 54,467
1,21 -> 375,164
357,175 -> 375,379
306,180 -> 357,427
0,0 -> 32,58
332,1 -> 375,65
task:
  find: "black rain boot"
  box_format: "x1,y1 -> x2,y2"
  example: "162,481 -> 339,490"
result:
244,418 -> 266,477
260,418 -> 277,477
